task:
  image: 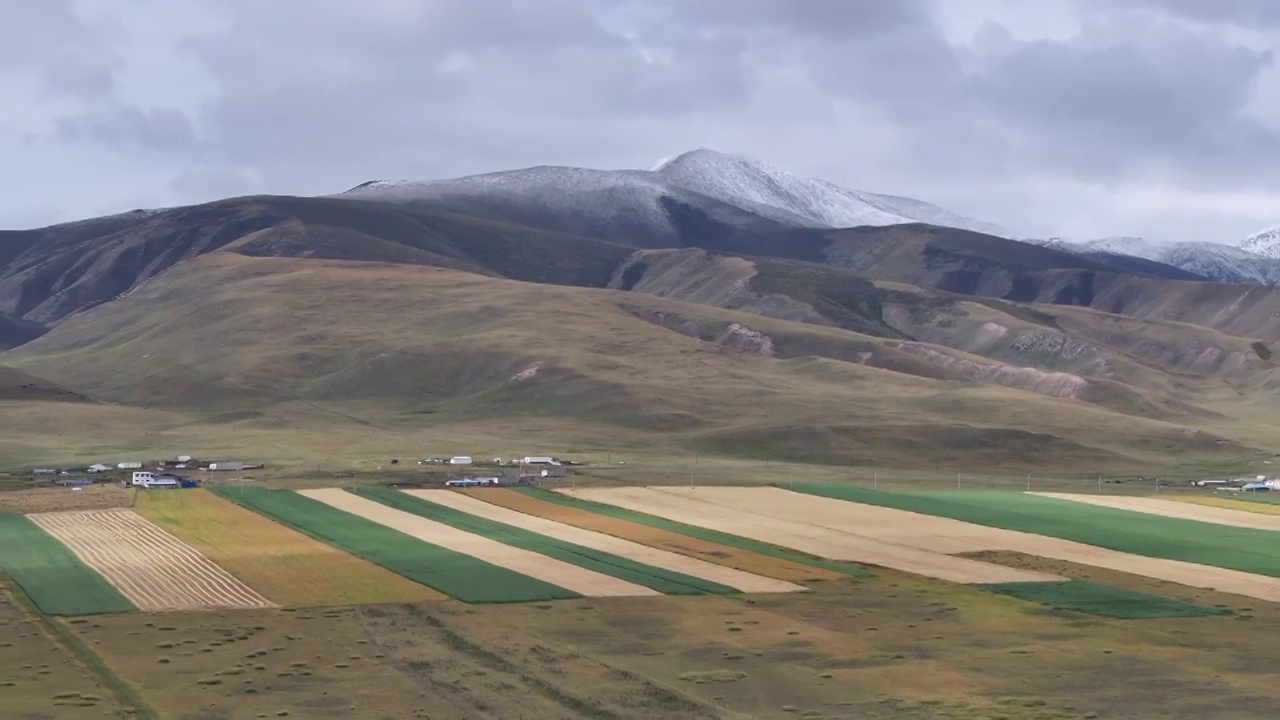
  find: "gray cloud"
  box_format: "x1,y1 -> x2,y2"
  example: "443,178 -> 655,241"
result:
2,0 -> 1280,242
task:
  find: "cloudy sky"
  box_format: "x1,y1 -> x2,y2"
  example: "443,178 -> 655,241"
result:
3,0 -> 1279,242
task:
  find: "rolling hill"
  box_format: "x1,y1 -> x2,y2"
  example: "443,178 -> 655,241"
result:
3,150 -> 1280,472
3,253 -> 1255,470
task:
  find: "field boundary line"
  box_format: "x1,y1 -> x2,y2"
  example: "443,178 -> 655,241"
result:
0,574 -> 158,720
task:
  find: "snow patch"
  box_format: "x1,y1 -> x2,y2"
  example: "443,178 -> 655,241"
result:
510,364 -> 541,382
1028,235 -> 1280,287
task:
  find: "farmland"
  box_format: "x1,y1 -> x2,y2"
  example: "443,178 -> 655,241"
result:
462,486 -> 850,582
0,514 -> 133,615
5,477 -> 1280,717
358,486 -> 796,595
302,488 -> 659,598
786,484 -> 1280,579
136,489 -> 442,606
214,486 -> 585,602
28,509 -> 275,612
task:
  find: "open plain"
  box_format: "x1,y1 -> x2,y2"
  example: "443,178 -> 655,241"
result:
27,509 -> 276,612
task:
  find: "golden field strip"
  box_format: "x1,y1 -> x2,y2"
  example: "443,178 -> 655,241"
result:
299,489 -> 662,598
460,488 -> 846,582
135,489 -> 443,606
27,509 -> 274,612
567,487 -> 1060,584
411,490 -> 804,593
1171,494 -> 1280,516
1031,492 -> 1280,529
568,487 -> 1280,602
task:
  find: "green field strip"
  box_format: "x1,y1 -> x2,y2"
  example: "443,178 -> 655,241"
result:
353,487 -> 738,595
211,487 -> 580,603
514,488 -> 873,578
0,515 -> 134,616
980,580 -> 1231,619
784,484 -> 1280,578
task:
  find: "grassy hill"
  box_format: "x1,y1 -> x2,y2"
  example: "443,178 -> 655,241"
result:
3,253 -> 1262,472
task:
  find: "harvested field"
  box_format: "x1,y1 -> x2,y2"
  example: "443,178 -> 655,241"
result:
463,488 -> 845,582
301,489 -> 660,599
407,489 -> 804,594
778,485 -> 1280,603
136,489 -> 443,606
215,487 -> 580,603
27,509 -> 275,612
1032,492 -> 1280,531
1172,495 -> 1280,516
357,487 -> 738,595
0,514 -> 132,615
0,485 -> 134,515
566,488 -> 1060,585
513,487 -> 872,578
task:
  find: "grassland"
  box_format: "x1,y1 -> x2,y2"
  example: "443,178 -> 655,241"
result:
787,484 -> 1280,578
214,486 -> 580,603
354,487 -> 740,595
136,489 -> 442,606
0,582 -> 124,719
0,483 -> 134,514
980,580 -> 1232,618
0,514 -> 133,615
463,487 -> 848,582
4,253 -> 1267,475
522,487 -> 875,578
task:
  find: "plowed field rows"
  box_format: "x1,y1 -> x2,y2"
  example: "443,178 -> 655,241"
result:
27,509 -> 275,612
136,489 -> 442,606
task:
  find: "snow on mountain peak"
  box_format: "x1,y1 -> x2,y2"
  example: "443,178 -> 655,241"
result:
1031,234 -> 1280,287
651,148 -> 1010,236
1239,225 -> 1280,259
336,147 -> 1010,238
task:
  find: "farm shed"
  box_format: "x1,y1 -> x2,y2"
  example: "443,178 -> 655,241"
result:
117,461 -> 142,469
539,466 -> 569,478
87,463 -> 112,473
522,456 -> 560,465
448,456 -> 473,465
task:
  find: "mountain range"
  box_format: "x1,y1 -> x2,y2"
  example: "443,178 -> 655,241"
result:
2,149 -> 1277,472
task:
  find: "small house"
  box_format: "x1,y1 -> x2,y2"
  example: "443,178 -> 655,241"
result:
448,456 -> 473,465
522,456 -> 560,465
117,461 -> 143,470
87,464 -> 112,473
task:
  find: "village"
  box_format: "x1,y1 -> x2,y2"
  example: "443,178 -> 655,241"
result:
25,453 -> 582,491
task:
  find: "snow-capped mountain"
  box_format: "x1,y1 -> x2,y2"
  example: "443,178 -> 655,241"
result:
336,148 -> 1008,242
651,149 -> 1009,236
1239,226 -> 1280,259
1030,236 -> 1280,287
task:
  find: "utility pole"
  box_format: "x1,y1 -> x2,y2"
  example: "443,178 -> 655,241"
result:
873,471 -> 877,490
1026,473 -> 1031,491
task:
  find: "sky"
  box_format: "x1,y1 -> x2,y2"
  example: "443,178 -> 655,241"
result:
3,0 -> 1279,243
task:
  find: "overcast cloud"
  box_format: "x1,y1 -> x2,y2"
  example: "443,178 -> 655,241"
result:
2,0 -> 1279,242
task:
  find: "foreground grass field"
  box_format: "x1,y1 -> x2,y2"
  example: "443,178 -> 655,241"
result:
787,485 -> 1280,578
215,486 -> 581,602
137,489 -> 442,607
0,515 -> 133,616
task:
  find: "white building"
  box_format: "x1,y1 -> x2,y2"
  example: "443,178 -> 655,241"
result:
521,456 -> 560,465
117,461 -> 142,469
87,464 -> 112,473
448,456 -> 473,465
